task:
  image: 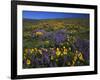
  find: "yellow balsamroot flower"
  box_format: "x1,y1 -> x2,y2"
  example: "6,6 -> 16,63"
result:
63,46 -> 66,49
63,49 -> 67,55
61,53 -> 63,56
30,49 -> 34,54
78,52 -> 84,61
32,48 -> 34,52
26,59 -> 31,65
51,56 -> 54,60
73,55 -> 77,61
24,49 -> 28,53
63,47 -> 67,55
69,47 -> 71,51
45,40 -> 49,44
56,48 -> 61,57
72,61 -> 75,66
24,53 -> 26,56
34,48 -> 37,52
35,32 -> 43,36
72,60 -> 76,66
74,51 -> 78,60
38,50 -> 42,54
23,54 -> 26,59
75,50 -> 78,54
71,53 -> 78,66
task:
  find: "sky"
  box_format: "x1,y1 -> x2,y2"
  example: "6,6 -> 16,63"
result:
23,11 -> 89,20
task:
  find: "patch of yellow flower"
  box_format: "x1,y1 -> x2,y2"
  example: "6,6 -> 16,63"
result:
51,56 -> 54,60
30,48 -> 34,54
38,50 -> 42,54
69,47 -> 71,51
26,59 -> 31,65
72,50 -> 84,66
72,50 -> 78,66
34,48 -> 38,52
63,46 -> 67,55
55,47 -> 68,57
35,32 -> 43,36
78,52 -> 84,62
23,53 -> 26,59
56,48 -> 61,57
25,48 -> 28,53
61,53 -> 63,56
45,40 -> 49,44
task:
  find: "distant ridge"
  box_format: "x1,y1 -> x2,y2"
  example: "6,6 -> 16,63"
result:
23,17 -> 88,20
23,18 -> 89,27
23,18 -> 39,22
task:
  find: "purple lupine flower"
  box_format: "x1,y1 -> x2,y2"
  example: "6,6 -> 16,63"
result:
53,29 -> 67,45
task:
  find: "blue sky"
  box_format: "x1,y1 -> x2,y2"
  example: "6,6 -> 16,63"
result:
23,11 -> 89,20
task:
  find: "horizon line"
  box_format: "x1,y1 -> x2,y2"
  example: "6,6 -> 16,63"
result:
23,17 -> 89,20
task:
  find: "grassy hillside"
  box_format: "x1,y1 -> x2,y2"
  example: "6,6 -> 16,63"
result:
23,18 -> 89,48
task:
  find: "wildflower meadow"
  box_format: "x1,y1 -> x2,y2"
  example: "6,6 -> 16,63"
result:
23,11 -> 89,68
